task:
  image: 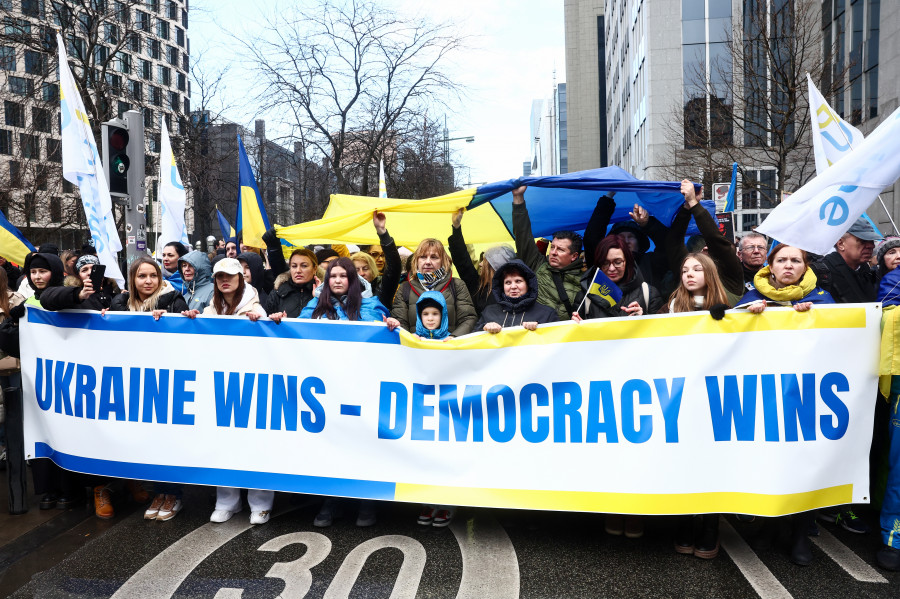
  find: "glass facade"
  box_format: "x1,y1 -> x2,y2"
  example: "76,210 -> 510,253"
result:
823,0 -> 878,122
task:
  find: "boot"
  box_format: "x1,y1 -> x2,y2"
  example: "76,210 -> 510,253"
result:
694,514 -> 720,559
790,511 -> 815,566
126,480 -> 151,503
94,485 -> 114,519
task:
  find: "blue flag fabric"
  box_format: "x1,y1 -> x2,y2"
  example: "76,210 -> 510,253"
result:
0,207 -> 36,265
724,162 -> 738,213
586,267 -> 623,308
235,135 -> 272,248
216,207 -> 236,241
468,166 -> 701,240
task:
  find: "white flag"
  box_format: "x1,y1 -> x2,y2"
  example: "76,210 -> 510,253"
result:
807,73 -> 864,175
757,105 -> 900,255
378,159 -> 388,199
57,33 -> 124,286
158,116 -> 189,246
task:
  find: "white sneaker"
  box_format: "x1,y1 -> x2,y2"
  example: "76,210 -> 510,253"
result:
210,509 -> 236,523
250,510 -> 271,525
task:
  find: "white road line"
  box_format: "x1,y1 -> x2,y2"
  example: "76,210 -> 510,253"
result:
450,515 -> 520,599
719,516 -> 794,599
111,518 -> 253,599
323,535 -> 426,599
811,527 -> 888,583
212,589 -> 244,598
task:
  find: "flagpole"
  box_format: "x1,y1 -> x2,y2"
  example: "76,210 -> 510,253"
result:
813,72 -> 900,235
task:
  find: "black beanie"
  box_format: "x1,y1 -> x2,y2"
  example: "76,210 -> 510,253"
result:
30,255 -> 51,271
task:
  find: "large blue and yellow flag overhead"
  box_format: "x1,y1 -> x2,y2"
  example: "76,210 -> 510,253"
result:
235,135 -> 272,248
275,166 -> 700,249
0,208 -> 36,265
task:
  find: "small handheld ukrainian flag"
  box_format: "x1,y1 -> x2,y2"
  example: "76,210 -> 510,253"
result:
587,267 -> 623,308
216,206 -> 236,241
0,208 -> 35,265
235,135 -> 272,248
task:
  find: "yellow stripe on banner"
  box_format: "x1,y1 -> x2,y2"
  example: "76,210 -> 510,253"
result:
397,306 -> 868,350
394,483 -> 853,516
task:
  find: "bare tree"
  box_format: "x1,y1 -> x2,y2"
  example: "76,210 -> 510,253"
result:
238,0 -> 466,196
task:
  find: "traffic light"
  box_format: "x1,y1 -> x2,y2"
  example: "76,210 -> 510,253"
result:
102,117 -> 130,197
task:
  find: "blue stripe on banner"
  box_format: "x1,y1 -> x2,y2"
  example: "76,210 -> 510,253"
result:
340,404 -> 362,416
35,443 -> 397,499
26,308 -> 401,345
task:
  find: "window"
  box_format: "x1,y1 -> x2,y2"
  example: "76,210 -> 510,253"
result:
67,36 -> 85,59
62,178 -> 73,193
182,53 -> 188,71
50,196 -> 62,222
130,79 -> 142,101
20,133 -> 39,159
167,45 -> 178,65
41,82 -> 57,101
158,64 -> 170,85
157,19 -> 169,40
115,1 -> 129,23
146,0 -> 159,12
46,137 -> 61,162
32,107 -> 50,132
169,91 -> 179,111
0,191 -> 8,214
148,132 -> 160,153
140,59 -> 151,80
149,85 -> 161,106
95,44 -> 109,64
136,10 -> 150,31
24,194 -> 35,220
177,72 -> 185,91
4,101 -> 24,127
181,8 -> 187,28
147,38 -> 160,59
9,76 -> 31,96
0,46 -> 14,70
23,50 -> 46,75
167,1 -> 177,19
22,0 -> 42,17
128,32 -> 140,52
9,161 -> 21,188
105,23 -> 118,44
118,100 -> 131,116
4,17 -> 31,35
143,107 -> 153,128
117,53 -> 131,74
183,97 -> 189,114
176,27 -> 184,47
0,129 -> 11,154
106,73 -> 121,92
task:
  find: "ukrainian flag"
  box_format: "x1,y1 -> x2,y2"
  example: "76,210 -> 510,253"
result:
0,208 -> 36,265
235,135 -> 271,248
586,267 -> 623,308
216,206 -> 236,241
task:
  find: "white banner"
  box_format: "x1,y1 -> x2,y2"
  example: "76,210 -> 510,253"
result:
158,116 -> 189,246
56,33 -> 124,286
21,305 -> 879,516
808,73 -> 865,175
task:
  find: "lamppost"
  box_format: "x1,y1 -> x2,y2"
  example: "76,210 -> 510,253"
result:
437,116 -> 474,165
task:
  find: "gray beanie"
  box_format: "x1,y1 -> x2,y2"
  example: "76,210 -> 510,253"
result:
876,236 -> 900,265
75,254 -> 100,271
484,245 -> 516,271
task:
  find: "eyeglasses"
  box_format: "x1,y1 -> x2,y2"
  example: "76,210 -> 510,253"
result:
602,259 -> 626,269
741,245 -> 767,252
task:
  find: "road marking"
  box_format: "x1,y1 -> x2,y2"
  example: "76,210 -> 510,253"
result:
719,516 -> 793,599
811,527 -> 888,583
111,518 -> 253,599
450,515 -> 520,599
324,535 -> 426,599
213,590 -> 244,598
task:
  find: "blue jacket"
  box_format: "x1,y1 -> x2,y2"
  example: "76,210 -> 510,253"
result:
178,250 -> 214,311
736,286 -> 835,307
415,290 -> 450,339
299,276 -> 389,322
878,268 -> 900,306
164,268 -> 188,296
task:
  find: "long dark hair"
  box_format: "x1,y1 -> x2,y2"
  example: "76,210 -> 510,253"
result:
0,269 -> 10,317
212,272 -> 246,315
312,257 -> 362,320
594,234 -> 636,283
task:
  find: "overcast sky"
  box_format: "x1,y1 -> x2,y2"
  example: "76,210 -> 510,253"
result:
190,0 -> 566,189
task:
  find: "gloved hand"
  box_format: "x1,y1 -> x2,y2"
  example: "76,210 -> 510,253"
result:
262,228 -> 279,249
8,303 -> 26,321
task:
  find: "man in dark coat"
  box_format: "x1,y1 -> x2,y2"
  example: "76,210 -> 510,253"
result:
811,216 -> 880,304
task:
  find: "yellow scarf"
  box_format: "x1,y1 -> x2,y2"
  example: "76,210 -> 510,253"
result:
752,266 -> 818,302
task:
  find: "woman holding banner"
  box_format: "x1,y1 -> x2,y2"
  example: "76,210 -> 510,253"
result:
182,257 -> 278,525
267,248 -> 318,318
475,259 -> 558,332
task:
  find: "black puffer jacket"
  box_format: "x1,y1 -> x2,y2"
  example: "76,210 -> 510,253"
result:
475,260 -> 558,330
40,275 -> 120,311
266,271 -> 316,318
577,266 -> 663,319
24,252 -> 66,300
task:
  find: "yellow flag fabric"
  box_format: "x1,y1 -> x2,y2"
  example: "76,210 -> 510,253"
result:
276,188 -> 514,249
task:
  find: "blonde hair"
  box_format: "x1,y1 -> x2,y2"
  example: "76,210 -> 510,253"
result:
350,251 -> 378,279
668,253 -> 730,313
410,239 -> 452,277
127,256 -> 166,312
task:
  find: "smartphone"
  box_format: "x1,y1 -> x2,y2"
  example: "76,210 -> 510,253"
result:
89,264 -> 106,291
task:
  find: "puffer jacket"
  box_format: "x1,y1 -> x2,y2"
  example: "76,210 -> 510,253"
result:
202,283 -> 267,317
23,252 -> 66,300
301,276 -> 389,322
512,202 -> 585,321
110,280 -> 189,313
266,271 -> 315,318
475,259 -> 558,330
577,266 -> 663,319
39,275 -> 120,311
178,250 -> 214,311
392,270 -> 477,336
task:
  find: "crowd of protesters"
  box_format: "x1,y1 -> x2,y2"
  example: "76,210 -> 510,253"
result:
2,180 -> 900,572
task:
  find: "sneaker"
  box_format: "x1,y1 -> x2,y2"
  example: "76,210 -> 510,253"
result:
834,510 -> 871,534
624,515 -> 643,539
144,494 -> 165,520
56,495 -> 80,509
605,514 -> 624,536
126,480 -> 151,504
876,545 -> 900,571
314,499 -> 339,527
418,506 -> 435,526
356,506 -> 377,527
432,509 -> 454,527
210,508 -> 236,523
39,493 -> 59,510
93,486 -> 114,520
156,495 -> 182,521
250,510 -> 270,525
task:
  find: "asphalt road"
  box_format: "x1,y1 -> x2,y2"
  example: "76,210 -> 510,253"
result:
1,486 -> 899,598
